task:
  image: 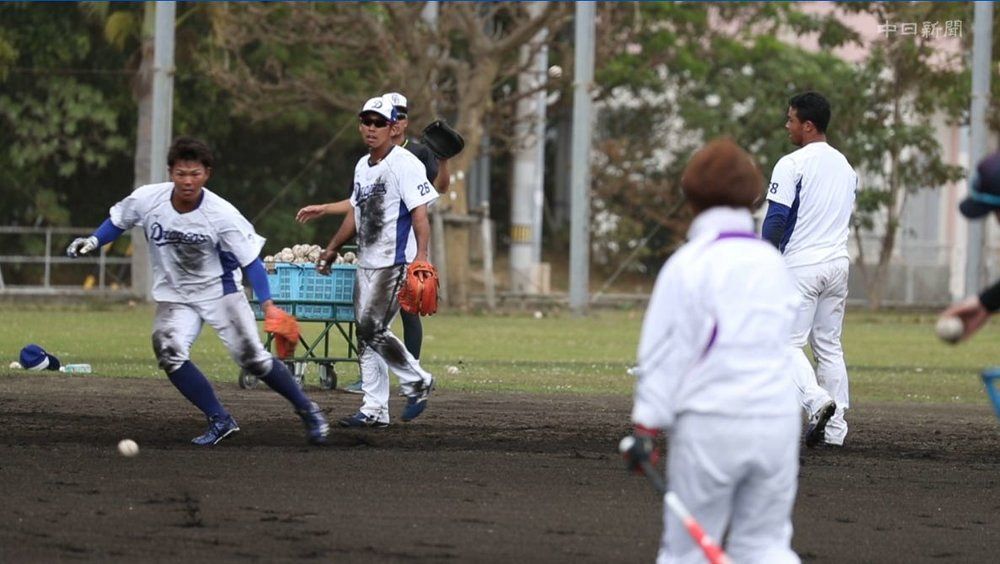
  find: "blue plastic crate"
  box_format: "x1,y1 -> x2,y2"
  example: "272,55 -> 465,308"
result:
253,263 -> 355,304
292,303 -> 355,321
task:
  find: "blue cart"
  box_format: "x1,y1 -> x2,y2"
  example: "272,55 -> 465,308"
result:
241,262 -> 358,390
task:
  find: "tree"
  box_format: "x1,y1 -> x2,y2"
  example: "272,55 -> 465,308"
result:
201,2 -> 570,306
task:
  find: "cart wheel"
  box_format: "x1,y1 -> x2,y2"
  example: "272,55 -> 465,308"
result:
318,363 -> 337,390
238,369 -> 259,389
285,361 -> 304,389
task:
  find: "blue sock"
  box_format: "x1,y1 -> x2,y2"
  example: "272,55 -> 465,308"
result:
168,361 -> 227,418
261,360 -> 312,412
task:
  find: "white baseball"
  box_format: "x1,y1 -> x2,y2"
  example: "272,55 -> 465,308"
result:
533,311 -> 543,319
9,361 -> 22,370
446,365 -> 459,375
117,439 -> 139,457
935,316 -> 963,344
548,65 -> 562,79
618,436 -> 635,454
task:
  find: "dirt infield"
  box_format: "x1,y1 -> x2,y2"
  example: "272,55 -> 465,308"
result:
1,374 -> 998,563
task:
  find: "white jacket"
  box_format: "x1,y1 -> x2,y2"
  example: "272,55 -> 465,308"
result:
632,207 -> 800,430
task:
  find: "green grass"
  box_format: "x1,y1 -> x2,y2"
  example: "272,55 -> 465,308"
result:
1,304 -> 998,404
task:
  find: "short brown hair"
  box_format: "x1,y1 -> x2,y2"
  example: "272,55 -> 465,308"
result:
681,138 -> 763,213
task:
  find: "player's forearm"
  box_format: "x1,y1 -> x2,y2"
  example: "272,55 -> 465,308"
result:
761,201 -> 790,248
324,212 -> 356,255
92,218 -> 126,245
435,159 -> 451,194
243,258 -> 273,306
411,205 -> 431,260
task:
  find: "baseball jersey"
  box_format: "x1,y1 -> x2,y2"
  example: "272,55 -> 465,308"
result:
632,207 -> 800,430
350,146 -> 439,268
765,141 -> 857,268
109,182 -> 265,303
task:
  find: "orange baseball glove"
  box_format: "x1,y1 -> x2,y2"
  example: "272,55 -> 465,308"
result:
397,260 -> 439,316
264,306 -> 300,359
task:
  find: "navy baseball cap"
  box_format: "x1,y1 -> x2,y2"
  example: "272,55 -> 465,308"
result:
959,152 -> 1000,219
19,344 -> 61,371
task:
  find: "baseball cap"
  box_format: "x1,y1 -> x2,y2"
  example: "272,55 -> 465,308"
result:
383,92 -> 408,116
358,95 -> 397,122
959,152 -> 1000,219
19,344 -> 61,371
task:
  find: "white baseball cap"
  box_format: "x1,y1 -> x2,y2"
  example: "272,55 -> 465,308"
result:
359,95 -> 397,122
383,92 -> 408,114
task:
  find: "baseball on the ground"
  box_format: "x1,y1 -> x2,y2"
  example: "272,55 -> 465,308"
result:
9,361 -> 21,370
935,316 -> 963,344
117,439 -> 139,457
446,365 -> 459,375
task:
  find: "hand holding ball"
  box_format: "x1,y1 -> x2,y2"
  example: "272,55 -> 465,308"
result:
935,316 -> 963,344
117,439 -> 139,457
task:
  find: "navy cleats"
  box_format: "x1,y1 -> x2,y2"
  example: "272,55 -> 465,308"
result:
296,401 -> 330,445
401,377 -> 434,422
805,400 -> 836,449
192,414 -> 240,446
337,411 -> 389,428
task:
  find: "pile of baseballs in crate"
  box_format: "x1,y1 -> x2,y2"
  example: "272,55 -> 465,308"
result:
263,244 -> 357,271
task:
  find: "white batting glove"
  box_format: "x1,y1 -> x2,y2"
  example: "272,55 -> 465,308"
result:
66,236 -> 99,258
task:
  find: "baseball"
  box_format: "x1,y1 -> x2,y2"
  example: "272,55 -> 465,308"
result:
935,316 -> 963,344
533,311 -> 543,319
446,365 -> 459,375
9,361 -> 21,370
117,439 -> 139,457
618,436 -> 635,454
548,65 -> 562,79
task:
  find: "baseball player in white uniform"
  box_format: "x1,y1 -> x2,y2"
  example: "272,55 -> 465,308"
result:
318,95 -> 438,427
762,91 -> 858,447
624,139 -> 801,564
66,137 -> 329,446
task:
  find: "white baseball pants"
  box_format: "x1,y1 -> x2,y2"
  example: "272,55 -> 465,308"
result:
151,292 -> 272,376
355,265 -> 432,423
788,257 -> 850,445
659,413 -> 801,564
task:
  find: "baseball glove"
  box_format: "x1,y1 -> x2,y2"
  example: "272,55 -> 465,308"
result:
398,260 -> 439,316
421,120 -> 465,160
264,306 -> 300,359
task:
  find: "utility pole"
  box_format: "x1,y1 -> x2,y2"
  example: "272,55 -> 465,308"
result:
964,1 -> 993,296
131,2 -> 175,300
569,2 -> 595,315
509,2 -> 549,294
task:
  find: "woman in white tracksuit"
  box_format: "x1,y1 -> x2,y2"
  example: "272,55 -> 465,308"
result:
630,138 -> 802,564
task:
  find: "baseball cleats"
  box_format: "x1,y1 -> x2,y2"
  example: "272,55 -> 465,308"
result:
296,401 -> 330,445
401,377 -> 434,422
805,400 -> 836,449
192,413 -> 240,446
338,411 -> 389,429
342,378 -> 364,395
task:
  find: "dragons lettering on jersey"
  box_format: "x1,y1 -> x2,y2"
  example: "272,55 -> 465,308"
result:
354,180 -> 388,205
149,222 -> 211,247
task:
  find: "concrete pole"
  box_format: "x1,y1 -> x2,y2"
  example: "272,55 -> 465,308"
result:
509,2 -> 548,294
131,2 -> 175,301
965,1 -> 993,296
569,2 -> 595,314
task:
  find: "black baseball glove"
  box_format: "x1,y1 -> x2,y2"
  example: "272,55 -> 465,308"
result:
421,120 -> 465,159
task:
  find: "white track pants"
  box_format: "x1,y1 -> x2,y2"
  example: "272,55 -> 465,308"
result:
355,265 -> 432,422
788,257 -> 850,444
659,414 -> 801,564
151,292 -> 272,376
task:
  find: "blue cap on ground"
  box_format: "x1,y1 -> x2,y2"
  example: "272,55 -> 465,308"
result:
19,344 -> 61,371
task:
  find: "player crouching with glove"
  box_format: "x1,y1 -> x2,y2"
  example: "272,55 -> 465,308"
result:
621,138 -> 802,563
67,137 -> 329,446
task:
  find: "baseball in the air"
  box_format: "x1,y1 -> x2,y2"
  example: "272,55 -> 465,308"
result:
446,365 -> 459,375
117,439 -> 139,457
533,310 -> 543,319
935,316 -> 963,344
548,65 -> 563,79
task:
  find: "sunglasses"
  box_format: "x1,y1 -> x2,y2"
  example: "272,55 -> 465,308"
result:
360,116 -> 390,128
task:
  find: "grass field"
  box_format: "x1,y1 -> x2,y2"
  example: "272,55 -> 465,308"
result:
1,303 -> 998,403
